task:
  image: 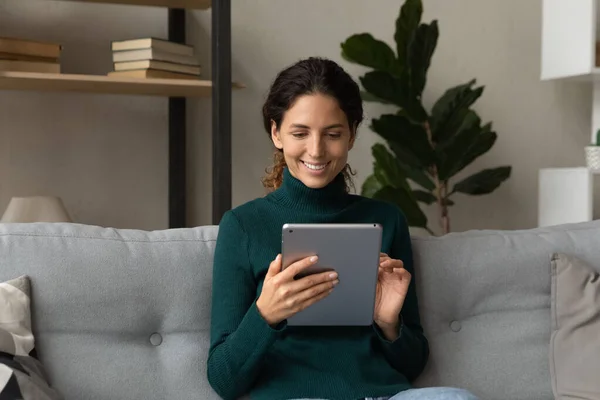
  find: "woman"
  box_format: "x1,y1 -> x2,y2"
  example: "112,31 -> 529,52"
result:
207,57 -> 478,400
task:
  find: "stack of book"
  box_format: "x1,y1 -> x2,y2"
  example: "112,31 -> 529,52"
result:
0,36 -> 62,73
108,37 -> 201,80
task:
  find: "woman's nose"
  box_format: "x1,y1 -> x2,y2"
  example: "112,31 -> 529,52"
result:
308,135 -> 325,158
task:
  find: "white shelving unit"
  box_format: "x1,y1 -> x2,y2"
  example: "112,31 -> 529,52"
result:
538,168 -> 594,227
540,0 -> 600,226
541,0 -> 600,143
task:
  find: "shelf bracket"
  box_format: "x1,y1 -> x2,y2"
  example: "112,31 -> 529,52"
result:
168,8 -> 187,229
212,0 -> 232,225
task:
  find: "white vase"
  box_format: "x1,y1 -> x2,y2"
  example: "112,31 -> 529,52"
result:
585,146 -> 600,171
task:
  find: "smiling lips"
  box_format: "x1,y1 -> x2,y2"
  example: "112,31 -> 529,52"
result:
302,161 -> 329,172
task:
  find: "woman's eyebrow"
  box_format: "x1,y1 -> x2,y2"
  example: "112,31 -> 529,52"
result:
289,123 -> 344,129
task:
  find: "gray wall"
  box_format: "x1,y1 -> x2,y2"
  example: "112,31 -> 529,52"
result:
0,0 -> 593,234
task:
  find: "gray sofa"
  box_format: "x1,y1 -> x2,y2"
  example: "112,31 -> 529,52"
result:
1,219 -> 598,400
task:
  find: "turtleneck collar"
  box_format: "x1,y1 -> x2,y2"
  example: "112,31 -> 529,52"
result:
270,167 -> 351,214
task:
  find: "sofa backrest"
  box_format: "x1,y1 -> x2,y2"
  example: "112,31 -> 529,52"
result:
411,219 -> 600,400
0,222 -> 222,400
2,220 -> 599,400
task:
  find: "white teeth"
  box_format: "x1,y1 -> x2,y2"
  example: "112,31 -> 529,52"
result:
303,161 -> 326,170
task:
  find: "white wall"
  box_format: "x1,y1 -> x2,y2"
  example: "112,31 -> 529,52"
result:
0,0 -> 594,234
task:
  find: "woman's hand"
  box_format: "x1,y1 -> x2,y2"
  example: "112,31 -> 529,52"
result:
374,253 -> 411,339
256,254 -> 339,326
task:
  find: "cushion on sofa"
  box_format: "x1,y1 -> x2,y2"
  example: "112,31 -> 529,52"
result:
0,222 -> 221,400
0,275 -> 63,399
411,220 -> 600,400
550,253 -> 600,400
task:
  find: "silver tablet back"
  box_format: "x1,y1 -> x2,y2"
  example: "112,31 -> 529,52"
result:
281,223 -> 382,326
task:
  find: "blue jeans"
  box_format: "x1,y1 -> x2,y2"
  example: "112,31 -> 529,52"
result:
296,386 -> 480,400
374,387 -> 480,400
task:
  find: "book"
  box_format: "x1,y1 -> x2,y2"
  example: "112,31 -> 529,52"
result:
111,37 -> 194,57
0,36 -> 61,59
112,48 -> 199,66
114,60 -> 201,75
0,51 -> 59,62
108,69 -> 199,80
0,59 -> 60,73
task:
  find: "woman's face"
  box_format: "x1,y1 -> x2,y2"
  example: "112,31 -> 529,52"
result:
271,93 -> 355,189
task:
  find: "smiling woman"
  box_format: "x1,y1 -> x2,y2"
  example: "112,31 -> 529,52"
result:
206,57 -> 479,400
261,57 -> 363,192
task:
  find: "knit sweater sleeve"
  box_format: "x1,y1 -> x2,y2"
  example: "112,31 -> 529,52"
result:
373,209 -> 430,382
206,210 -> 285,400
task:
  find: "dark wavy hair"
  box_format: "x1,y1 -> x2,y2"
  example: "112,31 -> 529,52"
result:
261,57 -> 364,192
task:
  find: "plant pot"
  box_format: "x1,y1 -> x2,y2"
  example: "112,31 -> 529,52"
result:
585,146 -> 600,171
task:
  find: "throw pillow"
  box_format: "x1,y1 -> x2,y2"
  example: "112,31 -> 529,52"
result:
550,253 -> 600,400
0,275 -> 63,399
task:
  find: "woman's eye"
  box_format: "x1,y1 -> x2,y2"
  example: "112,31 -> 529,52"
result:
291,132 -> 307,138
328,132 -> 342,138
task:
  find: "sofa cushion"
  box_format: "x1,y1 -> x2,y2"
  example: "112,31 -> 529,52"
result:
411,220 -> 600,400
549,253 -> 600,400
0,275 -> 63,399
0,222 -> 221,400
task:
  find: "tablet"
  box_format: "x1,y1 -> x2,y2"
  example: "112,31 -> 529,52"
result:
281,223 -> 382,326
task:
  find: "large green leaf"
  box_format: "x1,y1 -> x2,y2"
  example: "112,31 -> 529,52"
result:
430,79 -> 484,143
412,189 -> 436,204
458,110 -> 482,133
412,190 -> 454,206
341,33 -> 401,76
442,124 -> 497,180
403,99 -> 429,123
408,21 -> 439,97
451,166 -> 511,195
373,186 -> 428,228
397,158 -> 436,190
360,71 -> 406,108
361,174 -> 384,198
371,114 -> 435,167
435,117 -> 496,181
395,0 -> 422,66
372,144 -> 412,193
454,124 -> 496,175
436,124 -> 479,181
360,91 -> 392,104
371,140 -> 435,189
386,142 -> 420,170
360,71 -> 428,122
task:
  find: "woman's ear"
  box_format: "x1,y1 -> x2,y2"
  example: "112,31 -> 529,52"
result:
348,123 -> 357,150
271,120 -> 283,150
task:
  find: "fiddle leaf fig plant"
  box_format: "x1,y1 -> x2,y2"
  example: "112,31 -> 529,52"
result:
341,0 -> 511,235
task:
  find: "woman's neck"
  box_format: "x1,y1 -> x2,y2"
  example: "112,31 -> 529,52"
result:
270,167 -> 350,214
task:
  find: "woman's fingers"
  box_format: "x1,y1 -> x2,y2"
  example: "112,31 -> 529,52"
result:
291,270 -> 338,293
294,284 -> 335,312
380,258 -> 403,271
265,254 -> 282,279
280,255 -> 319,281
287,279 -> 338,310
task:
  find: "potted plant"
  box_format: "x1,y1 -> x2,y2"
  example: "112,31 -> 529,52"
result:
585,129 -> 600,172
341,0 -> 511,235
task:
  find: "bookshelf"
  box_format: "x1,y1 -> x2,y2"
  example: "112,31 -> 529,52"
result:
0,71 -> 243,97
1,0 -> 236,228
540,0 -> 599,225
57,0 -> 211,9
541,0 -> 599,143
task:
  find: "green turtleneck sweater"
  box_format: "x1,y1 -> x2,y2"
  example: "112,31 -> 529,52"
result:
207,168 -> 429,400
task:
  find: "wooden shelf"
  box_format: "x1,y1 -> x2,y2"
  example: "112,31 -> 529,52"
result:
0,71 -> 242,97
56,0 -> 211,9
